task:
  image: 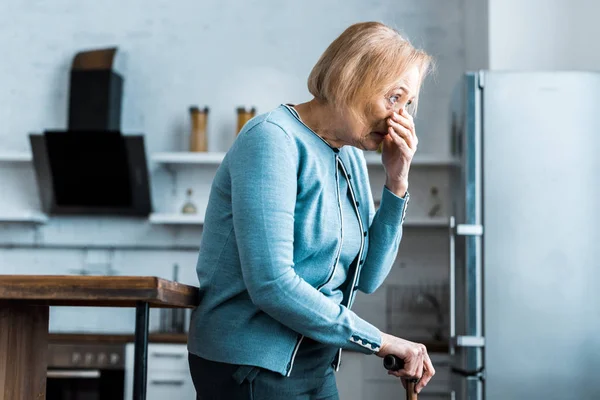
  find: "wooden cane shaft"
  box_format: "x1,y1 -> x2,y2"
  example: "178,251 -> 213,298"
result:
406,380 -> 418,400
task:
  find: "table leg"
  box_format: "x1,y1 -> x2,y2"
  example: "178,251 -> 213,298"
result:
133,301 -> 149,400
0,302 -> 49,400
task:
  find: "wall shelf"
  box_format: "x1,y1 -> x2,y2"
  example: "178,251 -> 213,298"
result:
151,152 -> 225,165
148,212 -> 447,228
0,210 -> 446,227
151,151 -> 458,168
0,151 -> 229,165
148,213 -> 204,225
0,152 -> 32,163
0,212 -> 48,224
363,152 -> 459,167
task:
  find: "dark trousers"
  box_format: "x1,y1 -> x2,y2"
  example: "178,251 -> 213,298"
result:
188,339 -> 339,400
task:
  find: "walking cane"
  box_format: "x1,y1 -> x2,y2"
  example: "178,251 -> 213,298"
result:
383,355 -> 418,400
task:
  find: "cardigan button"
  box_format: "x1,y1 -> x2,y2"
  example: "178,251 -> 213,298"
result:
363,231 -> 367,237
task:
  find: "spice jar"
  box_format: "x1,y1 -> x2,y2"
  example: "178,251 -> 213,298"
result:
236,106 -> 256,135
189,106 -> 209,152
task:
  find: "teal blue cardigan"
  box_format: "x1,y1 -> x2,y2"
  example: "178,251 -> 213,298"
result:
187,105 -> 409,377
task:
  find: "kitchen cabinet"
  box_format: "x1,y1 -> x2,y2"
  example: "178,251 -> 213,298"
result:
144,371 -> 196,400
124,343 -> 195,400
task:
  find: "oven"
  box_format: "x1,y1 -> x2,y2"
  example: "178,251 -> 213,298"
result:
46,343 -> 125,400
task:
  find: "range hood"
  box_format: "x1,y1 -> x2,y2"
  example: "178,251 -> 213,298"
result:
29,47 -> 152,216
30,131 -> 152,216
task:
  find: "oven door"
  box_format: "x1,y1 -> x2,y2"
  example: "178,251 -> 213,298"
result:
46,368 -> 125,400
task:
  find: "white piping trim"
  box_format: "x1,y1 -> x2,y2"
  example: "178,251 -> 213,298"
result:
337,158 -> 365,307
287,153 -> 345,376
286,336 -> 304,377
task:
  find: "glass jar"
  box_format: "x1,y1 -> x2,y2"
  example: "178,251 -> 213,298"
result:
189,106 -> 209,152
236,106 -> 256,135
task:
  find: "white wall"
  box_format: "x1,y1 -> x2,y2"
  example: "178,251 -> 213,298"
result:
463,0 -> 489,70
0,0 -> 464,156
0,1 -> 466,398
488,0 -> 600,70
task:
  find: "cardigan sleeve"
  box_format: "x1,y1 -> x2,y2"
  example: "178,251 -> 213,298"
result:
356,185 -> 408,294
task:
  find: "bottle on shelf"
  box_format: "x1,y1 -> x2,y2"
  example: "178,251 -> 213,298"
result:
181,188 -> 197,214
236,106 -> 256,135
189,106 -> 209,152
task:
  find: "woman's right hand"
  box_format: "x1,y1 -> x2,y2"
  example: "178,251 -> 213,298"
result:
376,332 -> 435,393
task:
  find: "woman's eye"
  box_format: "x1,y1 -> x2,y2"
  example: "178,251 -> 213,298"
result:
406,99 -> 413,106
388,95 -> 400,105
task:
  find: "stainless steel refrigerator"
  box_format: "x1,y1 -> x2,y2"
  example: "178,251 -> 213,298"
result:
448,71 -> 600,400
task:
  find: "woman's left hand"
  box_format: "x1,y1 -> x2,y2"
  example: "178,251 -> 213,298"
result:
381,108 -> 417,197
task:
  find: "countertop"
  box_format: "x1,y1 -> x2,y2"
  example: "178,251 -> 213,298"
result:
0,275 -> 199,308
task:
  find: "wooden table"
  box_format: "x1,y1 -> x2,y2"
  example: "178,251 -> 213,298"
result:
0,275 -> 199,400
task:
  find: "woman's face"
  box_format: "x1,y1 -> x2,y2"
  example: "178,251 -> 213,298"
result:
344,66 -> 420,151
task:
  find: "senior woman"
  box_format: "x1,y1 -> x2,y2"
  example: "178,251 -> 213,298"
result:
187,21 -> 435,399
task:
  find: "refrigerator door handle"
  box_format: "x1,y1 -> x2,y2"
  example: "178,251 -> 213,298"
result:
456,224 -> 483,236
452,335 -> 485,347
449,217 -> 456,355
449,217 -> 484,355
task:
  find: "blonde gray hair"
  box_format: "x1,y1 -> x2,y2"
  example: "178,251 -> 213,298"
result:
308,22 -> 432,118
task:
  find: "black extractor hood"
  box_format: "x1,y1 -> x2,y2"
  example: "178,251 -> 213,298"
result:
29,47 -> 152,216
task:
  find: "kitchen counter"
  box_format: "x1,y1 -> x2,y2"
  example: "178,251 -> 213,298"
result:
49,333 -> 449,353
0,275 -> 199,400
0,275 -> 198,307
